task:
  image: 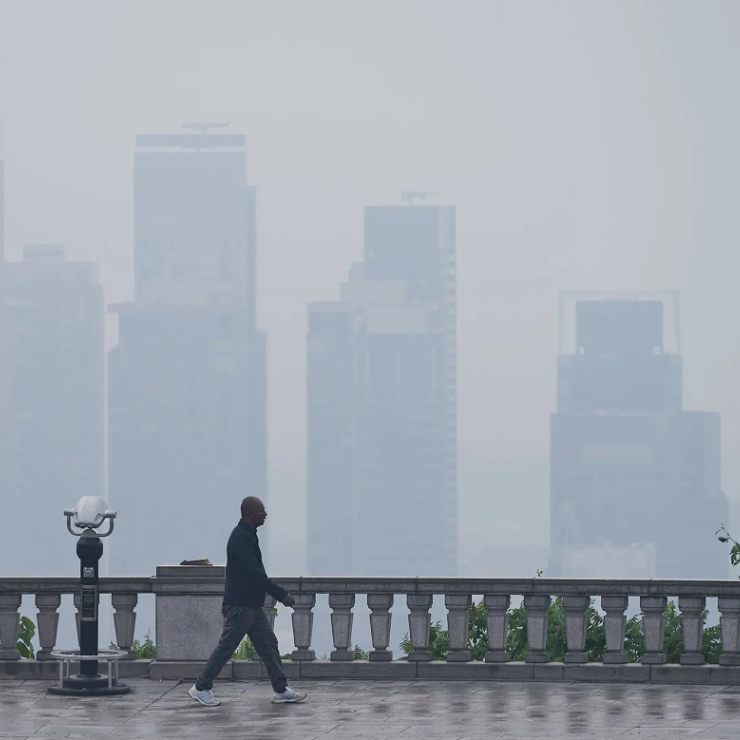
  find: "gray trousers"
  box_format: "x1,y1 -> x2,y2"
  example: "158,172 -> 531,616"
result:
195,605 -> 288,693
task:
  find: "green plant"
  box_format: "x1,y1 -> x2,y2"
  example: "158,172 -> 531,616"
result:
506,601 -> 528,660
352,644 -> 369,660
703,623 -> 722,664
109,631 -> 156,659
234,637 -> 254,659
624,615 -> 644,663
717,525 -> 740,570
662,600 -> 683,663
467,600 -> 488,660
17,616 -> 36,659
0,616 -> 36,659
400,621 -> 450,660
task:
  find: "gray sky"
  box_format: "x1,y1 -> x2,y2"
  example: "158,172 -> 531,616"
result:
1,0 -> 739,566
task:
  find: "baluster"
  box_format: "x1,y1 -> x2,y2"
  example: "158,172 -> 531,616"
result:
640,596 -> 667,665
407,594 -> 433,662
368,594 -> 393,661
0,594 -> 22,660
678,596 -> 706,666
524,595 -> 550,663
601,595 -> 628,664
35,594 -> 61,660
484,595 -> 510,662
290,594 -> 316,661
252,595 -> 277,662
112,594 -> 137,660
329,594 -> 355,661
719,597 -> 740,666
445,594 -> 472,662
563,596 -> 590,664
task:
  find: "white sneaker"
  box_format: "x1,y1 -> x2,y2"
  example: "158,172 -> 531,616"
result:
188,685 -> 221,707
272,686 -> 308,704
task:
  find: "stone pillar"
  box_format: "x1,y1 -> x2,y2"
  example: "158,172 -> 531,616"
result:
563,595 -> 590,664
368,594 -> 393,661
0,594 -> 22,660
524,595 -> 550,663
291,594 -> 316,661
484,595 -> 510,662
153,564 -> 226,661
719,597 -> 740,666
407,594 -> 433,662
112,594 -> 138,660
252,595 -> 277,662
35,594 -> 61,661
329,594 -> 355,661
640,596 -> 667,665
601,595 -> 629,664
445,594 -> 472,662
678,596 -> 706,666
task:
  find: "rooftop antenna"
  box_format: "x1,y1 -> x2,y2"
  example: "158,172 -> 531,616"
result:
180,122 -> 232,135
400,190 -> 441,206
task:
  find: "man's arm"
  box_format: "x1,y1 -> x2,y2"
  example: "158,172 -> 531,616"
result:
236,531 -> 289,603
265,578 -> 289,605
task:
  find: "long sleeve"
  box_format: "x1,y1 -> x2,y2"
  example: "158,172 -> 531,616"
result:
264,578 -> 288,603
231,529 -> 287,603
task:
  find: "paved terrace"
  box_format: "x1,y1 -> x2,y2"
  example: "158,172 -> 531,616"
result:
3,678 -> 740,739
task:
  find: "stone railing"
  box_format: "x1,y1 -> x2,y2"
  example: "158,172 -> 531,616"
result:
3,569 -> 740,683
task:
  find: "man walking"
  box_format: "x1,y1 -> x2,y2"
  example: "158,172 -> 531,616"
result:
188,497 -> 308,706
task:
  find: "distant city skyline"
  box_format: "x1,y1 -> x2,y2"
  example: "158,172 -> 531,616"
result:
107,129 -> 268,575
308,201 -> 457,577
0,242 -> 104,576
549,292 -> 728,579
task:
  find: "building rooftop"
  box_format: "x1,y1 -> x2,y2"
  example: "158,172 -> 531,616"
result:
1,678 -> 738,739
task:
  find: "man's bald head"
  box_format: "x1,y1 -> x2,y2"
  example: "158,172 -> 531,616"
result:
240,497 -> 267,527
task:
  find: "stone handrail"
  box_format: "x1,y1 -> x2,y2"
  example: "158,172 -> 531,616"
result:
3,571 -> 740,683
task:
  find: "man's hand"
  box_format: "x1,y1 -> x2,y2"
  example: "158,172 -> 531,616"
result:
282,594 -> 296,608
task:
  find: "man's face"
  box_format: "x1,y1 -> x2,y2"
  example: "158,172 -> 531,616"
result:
252,503 -> 268,528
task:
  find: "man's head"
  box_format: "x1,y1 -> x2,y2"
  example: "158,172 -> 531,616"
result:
241,497 -> 267,528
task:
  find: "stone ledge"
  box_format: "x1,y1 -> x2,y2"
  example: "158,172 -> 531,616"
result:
149,660 -> 234,681
7,659 -> 740,684
232,660 -> 301,680
301,660 -> 417,680
0,659 -> 152,680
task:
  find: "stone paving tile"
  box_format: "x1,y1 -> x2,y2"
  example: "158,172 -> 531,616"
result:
2,679 -> 740,739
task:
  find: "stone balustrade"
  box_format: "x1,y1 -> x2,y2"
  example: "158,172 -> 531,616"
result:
3,571 -> 740,683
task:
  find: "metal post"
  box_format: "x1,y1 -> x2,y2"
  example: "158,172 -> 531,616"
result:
78,530 -> 102,677
48,496 -> 130,696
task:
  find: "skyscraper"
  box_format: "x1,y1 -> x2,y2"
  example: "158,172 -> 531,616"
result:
0,162 -> 9,518
307,201 -> 457,577
108,128 -> 267,573
549,292 -> 728,579
1,245 -> 104,575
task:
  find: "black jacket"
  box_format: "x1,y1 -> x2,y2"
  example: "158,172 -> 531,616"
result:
222,521 -> 288,607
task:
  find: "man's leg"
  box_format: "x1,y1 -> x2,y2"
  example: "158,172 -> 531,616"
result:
195,606 -> 250,692
246,607 -> 288,694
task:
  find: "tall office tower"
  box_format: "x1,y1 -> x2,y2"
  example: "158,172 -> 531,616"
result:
0,245 -> 104,575
308,201 -> 457,577
109,128 -> 267,574
0,162 -> 9,518
549,292 -> 728,579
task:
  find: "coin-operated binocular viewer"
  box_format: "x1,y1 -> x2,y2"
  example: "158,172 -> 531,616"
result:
48,497 -> 131,696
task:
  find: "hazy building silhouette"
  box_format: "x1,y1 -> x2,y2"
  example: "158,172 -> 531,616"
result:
108,129 -> 267,573
549,292 -> 728,579
308,202 -> 457,577
0,162 -> 10,524
1,245 -> 104,575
